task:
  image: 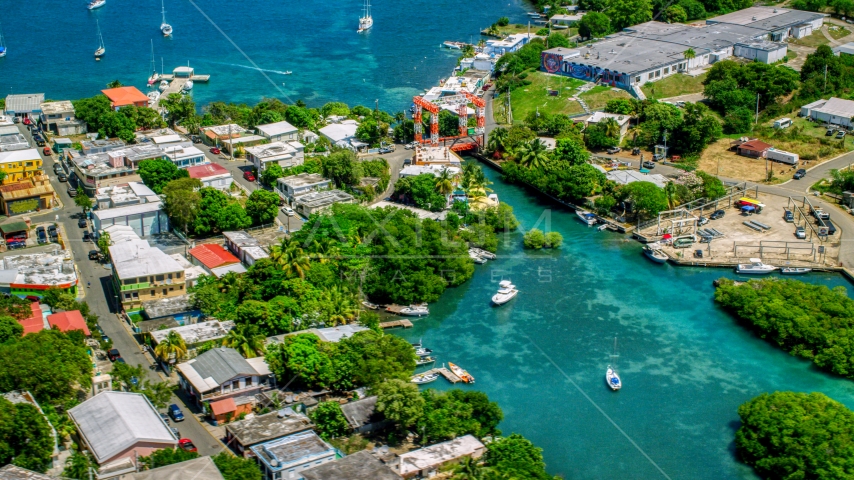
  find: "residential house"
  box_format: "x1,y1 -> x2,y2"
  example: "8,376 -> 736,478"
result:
0,126 -> 30,152
94,182 -> 158,210
17,301 -> 46,334
267,325 -> 370,345
0,148 -> 43,184
40,101 -> 86,135
223,231 -> 270,266
256,120 -> 299,142
46,310 -> 91,335
340,396 -> 389,434
0,220 -> 28,242
293,190 -> 355,217
802,97 -> 854,128
119,456 -> 225,480
302,451 -> 403,480
70,146 -> 163,194
176,347 -> 274,408
169,253 -> 207,288
275,173 -> 330,202
224,408 -> 313,455
585,111 -> 631,140
737,139 -> 772,158
93,203 -> 170,238
187,163 -> 234,191
188,243 -> 247,277
4,94 -> 45,121
246,142 -> 305,173
67,392 -> 177,476
109,239 -> 186,312
250,431 -> 337,480
163,145 -> 208,168
0,249 -> 79,298
200,124 -> 247,147
399,164 -> 461,179
0,175 -> 56,216
484,33 -> 533,56
318,122 -> 359,150
392,435 -> 486,478
550,13 -> 585,25
101,87 -> 150,109
140,294 -> 202,325
150,320 -> 235,363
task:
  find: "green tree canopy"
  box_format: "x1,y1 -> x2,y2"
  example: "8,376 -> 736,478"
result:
484,434 -> 553,480
213,452 -> 262,480
245,190 -> 280,226
139,447 -> 199,470
0,315 -> 23,344
162,177 -> 202,233
138,159 -> 189,194
192,188 -> 252,235
310,401 -> 351,440
375,379 -> 425,430
578,11 -> 612,38
618,181 -> 668,219
0,397 -> 55,472
607,0 -> 652,30
321,150 -> 362,187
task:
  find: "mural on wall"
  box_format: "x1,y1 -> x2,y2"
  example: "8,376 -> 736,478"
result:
543,53 -> 562,73
541,53 -> 630,89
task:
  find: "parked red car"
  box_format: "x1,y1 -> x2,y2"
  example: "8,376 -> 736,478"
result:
210,147 -> 221,155
42,147 -> 52,156
243,171 -> 256,182
178,439 -> 197,452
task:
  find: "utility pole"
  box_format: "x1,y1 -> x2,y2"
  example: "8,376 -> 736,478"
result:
755,93 -> 760,124
824,64 -> 828,94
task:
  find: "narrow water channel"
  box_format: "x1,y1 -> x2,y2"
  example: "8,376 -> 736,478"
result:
392,161 -> 854,480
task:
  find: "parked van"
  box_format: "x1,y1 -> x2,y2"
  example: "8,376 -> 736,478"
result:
773,117 -> 792,129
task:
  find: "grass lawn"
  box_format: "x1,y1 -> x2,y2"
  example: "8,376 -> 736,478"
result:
494,71 -> 586,123
790,30 -> 829,47
487,24 -> 578,39
641,73 -> 707,100
786,49 -> 798,60
578,86 -> 632,111
828,24 -> 850,40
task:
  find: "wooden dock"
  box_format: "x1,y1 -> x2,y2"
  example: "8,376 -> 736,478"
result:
380,319 -> 413,329
420,367 -> 461,384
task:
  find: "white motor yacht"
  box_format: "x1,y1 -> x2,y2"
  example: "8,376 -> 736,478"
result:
576,209 -> 597,226
400,305 -> 429,316
182,79 -> 193,92
158,79 -> 169,92
492,280 -> 518,306
736,258 -> 776,275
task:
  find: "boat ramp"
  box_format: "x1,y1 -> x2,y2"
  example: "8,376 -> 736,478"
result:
415,367 -> 462,384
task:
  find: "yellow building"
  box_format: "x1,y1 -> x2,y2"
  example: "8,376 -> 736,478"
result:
0,149 -> 43,184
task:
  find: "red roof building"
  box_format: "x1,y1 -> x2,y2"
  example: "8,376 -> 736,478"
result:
737,140 -> 772,158
101,86 -> 150,108
187,163 -> 230,179
19,302 -> 44,334
188,244 -> 240,271
47,310 -> 91,336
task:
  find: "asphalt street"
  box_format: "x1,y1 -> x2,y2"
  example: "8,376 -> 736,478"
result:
15,124 -> 224,456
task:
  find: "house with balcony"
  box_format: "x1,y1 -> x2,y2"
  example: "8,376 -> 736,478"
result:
162,145 -> 208,168
109,239 -> 186,313
187,163 -> 234,191
256,120 -> 299,142
246,141 -> 305,173
40,101 -> 86,135
223,231 -> 269,266
250,431 -> 338,480
176,347 -> 274,408
275,173 -> 330,203
0,148 -> 43,184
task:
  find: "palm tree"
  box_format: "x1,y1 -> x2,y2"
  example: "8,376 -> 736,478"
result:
222,324 -> 266,358
452,457 -> 486,480
323,286 -> 359,326
601,117 -> 621,140
664,181 -> 679,209
106,80 -> 123,88
154,331 -> 187,364
394,111 -> 406,124
486,127 -> 509,155
308,238 -> 342,264
683,48 -> 696,60
515,139 -> 550,170
270,238 -> 311,279
434,168 -> 455,196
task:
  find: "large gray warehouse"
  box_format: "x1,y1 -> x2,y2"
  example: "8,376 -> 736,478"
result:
540,7 -> 825,97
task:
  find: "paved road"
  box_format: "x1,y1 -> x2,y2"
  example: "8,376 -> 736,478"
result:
16,125 -> 224,457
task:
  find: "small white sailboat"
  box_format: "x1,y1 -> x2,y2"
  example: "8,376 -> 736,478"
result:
147,40 -> 159,86
606,337 -> 622,391
492,280 -> 518,306
160,0 -> 173,37
0,24 -> 7,58
357,0 -> 373,33
88,0 -> 106,10
94,20 -> 106,58
182,80 -> 193,92
736,258 -> 776,275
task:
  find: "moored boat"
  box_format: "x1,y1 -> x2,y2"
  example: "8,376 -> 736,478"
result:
414,346 -> 433,357
576,209 -> 597,226
606,365 -> 622,390
643,244 -> 668,264
88,0 -> 106,10
0,25 -> 7,58
469,251 -> 487,264
411,372 -> 439,384
416,356 -> 436,366
158,79 -> 169,92
448,362 -> 475,384
400,304 -> 429,316
492,280 -> 518,306
361,301 -> 378,310
736,258 -> 776,275
357,0 -> 373,32
94,20 -> 106,58
147,91 -> 160,107
470,248 -> 496,260
780,267 -> 811,275
160,0 -> 172,36
182,80 -> 194,91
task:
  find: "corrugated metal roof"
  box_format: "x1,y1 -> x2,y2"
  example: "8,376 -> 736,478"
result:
4,94 -> 45,113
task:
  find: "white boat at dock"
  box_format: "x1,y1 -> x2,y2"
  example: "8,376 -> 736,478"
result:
411,372 -> 439,384
88,0 -> 106,10
492,280 -> 518,306
158,79 -> 169,92
576,209 -> 597,226
448,362 -> 475,384
400,305 -> 429,316
160,0 -> 173,36
361,300 -> 378,310
470,248 -> 496,260
736,258 -> 776,275
442,41 -> 464,49
527,12 -> 542,17
643,244 -> 668,264
416,356 -> 436,366
182,79 -> 194,92
147,91 -> 160,107
780,267 -> 811,275
414,346 -> 433,357
469,250 -> 487,264
357,0 -> 373,32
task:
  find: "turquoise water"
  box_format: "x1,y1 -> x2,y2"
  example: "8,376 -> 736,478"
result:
395,163 -> 854,480
0,0 -> 531,110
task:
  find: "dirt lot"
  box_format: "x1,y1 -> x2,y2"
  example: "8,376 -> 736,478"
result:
641,192 -> 840,267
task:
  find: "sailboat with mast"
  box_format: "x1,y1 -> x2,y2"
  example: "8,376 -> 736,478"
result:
94,20 -> 105,58
147,41 -> 159,86
160,0 -> 173,37
605,337 -> 622,391
357,0 -> 373,33
0,24 -> 6,58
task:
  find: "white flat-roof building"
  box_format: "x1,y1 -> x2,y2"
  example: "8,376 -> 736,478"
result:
40,100 -> 87,135
163,145 -> 207,168
400,164 -> 461,178
150,320 -> 235,356
293,189 -> 355,216
94,182 -> 157,210
256,120 -> 298,142
223,231 -> 270,266
4,94 -> 45,118
93,202 -> 169,238
802,97 -> 854,128
392,435 -> 485,478
319,123 -> 359,149
276,173 -> 331,202
485,33 -> 534,56
606,170 -> 669,189
246,141 -> 305,173
0,131 -> 29,152
585,111 -> 632,139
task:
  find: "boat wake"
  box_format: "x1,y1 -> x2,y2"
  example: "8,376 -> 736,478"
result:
204,61 -> 292,76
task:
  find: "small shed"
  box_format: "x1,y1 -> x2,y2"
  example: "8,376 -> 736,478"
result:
53,138 -> 73,153
0,220 -> 28,241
